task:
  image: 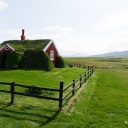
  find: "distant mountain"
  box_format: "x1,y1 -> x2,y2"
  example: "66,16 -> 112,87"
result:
61,50 -> 128,57
92,50 -> 128,57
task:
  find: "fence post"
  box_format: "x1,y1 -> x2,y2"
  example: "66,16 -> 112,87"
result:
90,67 -> 92,76
84,72 -> 86,82
90,68 -> 91,76
59,81 -> 64,110
88,66 -> 91,77
88,66 -> 90,71
92,66 -> 95,74
79,75 -> 82,87
10,82 -> 15,104
87,70 -> 89,79
72,80 -> 75,95
91,67 -> 93,75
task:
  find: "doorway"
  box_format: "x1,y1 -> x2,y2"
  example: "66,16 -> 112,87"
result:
0,51 -> 8,68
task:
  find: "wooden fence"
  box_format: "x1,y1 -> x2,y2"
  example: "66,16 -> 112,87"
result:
0,66 -> 95,110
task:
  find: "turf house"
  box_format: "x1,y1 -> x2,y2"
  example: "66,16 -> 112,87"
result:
0,29 -> 65,70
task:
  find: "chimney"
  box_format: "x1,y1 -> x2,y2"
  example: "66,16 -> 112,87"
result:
21,29 -> 25,40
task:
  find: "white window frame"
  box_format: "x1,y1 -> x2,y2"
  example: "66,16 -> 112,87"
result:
50,50 -> 54,60
5,47 -> 9,50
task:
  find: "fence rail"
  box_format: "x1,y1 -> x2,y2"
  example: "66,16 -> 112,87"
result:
0,66 -> 95,109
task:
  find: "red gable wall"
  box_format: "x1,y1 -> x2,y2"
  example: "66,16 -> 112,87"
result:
45,42 -> 58,64
0,45 -> 15,53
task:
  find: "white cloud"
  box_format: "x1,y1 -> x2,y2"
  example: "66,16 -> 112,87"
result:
44,25 -> 75,34
0,1 -> 8,28
27,25 -> 76,44
92,10 -> 128,35
77,10 -> 128,55
44,25 -> 75,40
0,29 -> 21,42
0,0 -> 8,11
0,16 -> 5,20
0,17 -> 6,27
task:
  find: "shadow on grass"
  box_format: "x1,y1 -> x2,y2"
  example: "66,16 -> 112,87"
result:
0,102 -> 61,127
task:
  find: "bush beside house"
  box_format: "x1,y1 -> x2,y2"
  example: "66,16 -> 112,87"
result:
55,55 -> 65,68
5,52 -> 22,69
0,51 -> 65,71
21,50 -> 54,71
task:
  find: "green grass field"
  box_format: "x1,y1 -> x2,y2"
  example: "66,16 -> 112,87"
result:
65,57 -> 128,69
0,57 -> 128,128
43,69 -> 128,128
0,68 -> 86,87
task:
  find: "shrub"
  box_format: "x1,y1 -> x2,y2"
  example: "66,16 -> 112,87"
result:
55,55 -> 65,68
21,50 -> 54,71
5,52 -> 22,69
25,85 -> 42,95
24,85 -> 55,96
42,53 -> 54,71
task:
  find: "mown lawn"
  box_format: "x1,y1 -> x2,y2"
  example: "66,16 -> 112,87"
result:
0,66 -> 128,128
0,67 -> 86,87
43,69 -> 128,128
0,67 -> 87,128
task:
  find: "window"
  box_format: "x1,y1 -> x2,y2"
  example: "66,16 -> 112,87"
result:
50,50 -> 54,60
5,47 -> 9,50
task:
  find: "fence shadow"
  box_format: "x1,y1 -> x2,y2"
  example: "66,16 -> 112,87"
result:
0,103 -> 60,127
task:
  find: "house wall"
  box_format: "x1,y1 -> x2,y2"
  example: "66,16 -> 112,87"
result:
45,42 -> 58,64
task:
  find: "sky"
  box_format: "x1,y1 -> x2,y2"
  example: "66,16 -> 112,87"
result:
0,0 -> 128,56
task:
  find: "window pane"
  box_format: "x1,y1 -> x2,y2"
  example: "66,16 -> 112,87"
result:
50,50 -> 54,60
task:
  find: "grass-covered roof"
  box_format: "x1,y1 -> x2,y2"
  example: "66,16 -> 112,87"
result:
1,39 -> 51,51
